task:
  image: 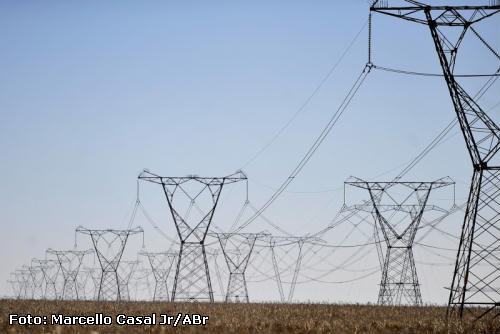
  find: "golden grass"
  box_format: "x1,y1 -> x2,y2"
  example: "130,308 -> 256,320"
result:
0,299 -> 497,333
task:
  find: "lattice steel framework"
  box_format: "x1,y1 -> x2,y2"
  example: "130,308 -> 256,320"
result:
46,248 -> 93,300
76,227 -> 144,301
139,170 -> 247,302
33,259 -> 60,300
29,260 -> 47,299
117,260 -> 139,301
216,232 -> 265,302
7,275 -> 22,299
346,177 -> 454,306
371,0 -> 500,319
139,251 -> 177,301
12,269 -> 31,299
77,268 -> 98,300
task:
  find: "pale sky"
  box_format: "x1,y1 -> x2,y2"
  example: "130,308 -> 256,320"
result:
0,0 -> 499,304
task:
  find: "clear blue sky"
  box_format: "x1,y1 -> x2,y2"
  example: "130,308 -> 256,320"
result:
0,1 -> 498,303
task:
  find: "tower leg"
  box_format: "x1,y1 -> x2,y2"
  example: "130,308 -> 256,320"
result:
226,273 -> 248,303
172,242 -> 213,302
448,168 -> 500,319
98,270 -> 120,301
378,247 -> 422,306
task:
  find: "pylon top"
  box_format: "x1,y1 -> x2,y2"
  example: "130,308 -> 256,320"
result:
371,1 -> 499,26
345,176 -> 454,191
138,169 -> 247,186
75,226 -> 144,235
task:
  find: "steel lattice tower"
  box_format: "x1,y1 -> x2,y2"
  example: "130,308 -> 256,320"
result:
29,260 -> 47,299
47,249 -> 93,300
346,177 -> 454,306
216,232 -> 265,303
7,275 -> 22,299
371,0 -> 500,319
139,251 -> 177,301
76,227 -> 144,301
267,235 -> 323,303
33,259 -> 60,300
16,269 -> 34,299
139,170 -> 247,302
117,260 -> 139,301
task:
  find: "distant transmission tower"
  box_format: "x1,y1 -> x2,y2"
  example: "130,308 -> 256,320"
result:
268,236 -> 322,302
139,170 -> 247,302
33,259 -> 60,300
139,251 -> 177,301
117,260 -> 139,301
346,177 -> 454,306
47,249 -> 93,300
76,227 -> 144,301
28,260 -> 46,299
8,273 -> 23,299
371,0 -> 500,319
77,268 -> 97,300
14,268 -> 33,299
216,232 -> 265,302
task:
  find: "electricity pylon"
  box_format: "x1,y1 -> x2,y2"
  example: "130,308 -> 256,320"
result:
46,248 -> 93,300
77,268 -> 96,300
76,226 -> 144,301
15,268 -> 34,299
371,0 -> 500,319
216,232 -> 266,302
139,251 -> 177,301
139,170 -> 247,302
117,260 -> 139,301
345,177 -> 454,306
267,235 -> 323,303
28,260 -> 46,299
7,276 -> 22,299
33,259 -> 60,300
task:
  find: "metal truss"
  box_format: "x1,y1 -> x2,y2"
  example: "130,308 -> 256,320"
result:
46,248 -> 92,300
28,260 -> 47,299
33,259 -> 60,300
139,251 -> 177,301
117,260 -> 139,301
7,276 -> 22,299
11,270 -> 31,299
130,267 -> 154,301
371,0 -> 500,320
76,226 -> 144,301
77,267 -> 97,300
216,232 -> 267,302
346,177 -> 453,306
139,170 -> 247,302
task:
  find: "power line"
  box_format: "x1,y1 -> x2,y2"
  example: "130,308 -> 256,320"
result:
234,64 -> 372,233
240,19 -> 369,169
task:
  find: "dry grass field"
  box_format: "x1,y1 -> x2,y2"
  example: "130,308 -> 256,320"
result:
0,299 -> 498,334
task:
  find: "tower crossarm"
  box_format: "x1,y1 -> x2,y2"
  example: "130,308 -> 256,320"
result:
371,1 -> 500,26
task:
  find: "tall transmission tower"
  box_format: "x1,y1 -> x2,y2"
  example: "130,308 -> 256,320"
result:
7,276 -> 22,299
139,170 -> 247,302
268,236 -> 323,303
14,268 -> 34,299
139,251 -> 177,301
371,0 -> 500,319
76,227 -> 144,301
216,232 -> 266,303
77,267 -> 97,300
117,260 -> 139,301
28,260 -> 46,299
345,177 -> 454,306
46,249 -> 93,300
33,259 -> 60,300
